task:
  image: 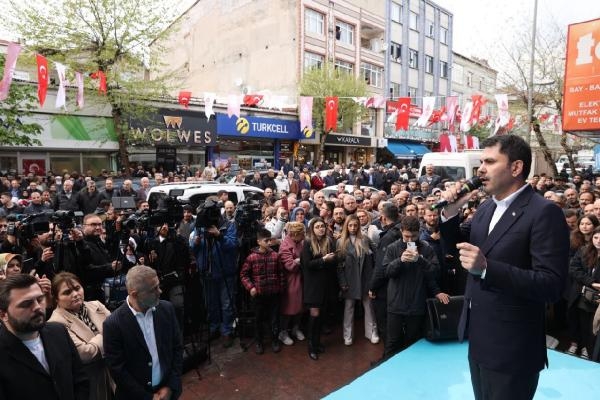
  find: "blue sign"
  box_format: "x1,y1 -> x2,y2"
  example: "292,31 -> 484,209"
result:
217,114 -> 305,139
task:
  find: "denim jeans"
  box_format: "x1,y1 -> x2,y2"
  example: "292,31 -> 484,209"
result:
206,275 -> 237,336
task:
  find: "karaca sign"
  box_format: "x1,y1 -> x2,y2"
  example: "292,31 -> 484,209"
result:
563,18 -> 600,132
128,108 -> 217,146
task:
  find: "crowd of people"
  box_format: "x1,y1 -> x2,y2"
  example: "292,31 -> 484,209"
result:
1,143 -> 600,399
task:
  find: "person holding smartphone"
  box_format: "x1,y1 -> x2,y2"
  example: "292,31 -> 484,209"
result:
381,215 -> 450,359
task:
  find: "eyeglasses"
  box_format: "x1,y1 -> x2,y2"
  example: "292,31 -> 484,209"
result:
85,222 -> 103,227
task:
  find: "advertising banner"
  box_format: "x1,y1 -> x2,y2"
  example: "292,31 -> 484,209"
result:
563,18 -> 600,133
217,114 -> 304,139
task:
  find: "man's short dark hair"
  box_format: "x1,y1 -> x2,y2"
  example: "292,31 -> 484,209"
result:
0,274 -> 39,312
1,192 -> 10,198
256,228 -> 272,241
564,209 -> 578,219
481,134 -> 532,180
182,205 -> 193,212
217,190 -> 228,197
381,203 -> 400,223
400,215 -> 420,233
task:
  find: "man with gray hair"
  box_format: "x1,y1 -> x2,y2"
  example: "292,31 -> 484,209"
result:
104,265 -> 183,399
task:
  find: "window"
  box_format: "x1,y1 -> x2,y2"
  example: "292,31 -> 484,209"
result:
336,20 -> 354,45
440,27 -> 448,44
305,8 -> 324,35
409,11 -> 419,30
425,55 -> 434,74
479,78 -> 485,91
467,72 -> 473,87
361,62 -> 383,88
440,61 -> 448,78
409,48 -> 418,68
390,82 -> 401,99
391,2 -> 402,23
304,52 -> 324,70
390,42 -> 402,63
424,91 -> 433,97
426,19 -> 434,37
408,86 -> 417,98
335,59 -> 354,75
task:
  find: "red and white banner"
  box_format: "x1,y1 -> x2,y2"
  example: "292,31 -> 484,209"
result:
22,159 -> 46,175
460,101 -> 473,132
395,97 -> 411,131
204,92 -> 216,120
494,94 -> 510,135
227,94 -> 241,118
324,96 -> 338,132
178,91 -> 191,108
90,70 -> 107,94
470,94 -> 486,125
55,62 -> 67,109
415,97 -> 435,127
366,95 -> 386,108
243,94 -> 263,106
0,42 -> 22,101
299,96 -> 314,130
36,54 -> 49,107
75,72 -> 84,108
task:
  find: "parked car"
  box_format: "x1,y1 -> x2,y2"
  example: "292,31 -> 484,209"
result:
321,184 -> 379,198
147,182 -> 264,210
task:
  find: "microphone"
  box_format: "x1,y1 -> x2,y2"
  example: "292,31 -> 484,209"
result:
430,177 -> 483,210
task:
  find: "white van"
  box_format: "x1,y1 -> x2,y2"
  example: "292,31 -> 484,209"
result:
418,151 -> 482,182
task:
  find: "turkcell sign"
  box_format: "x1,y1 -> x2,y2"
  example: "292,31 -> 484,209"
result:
217,114 -> 302,139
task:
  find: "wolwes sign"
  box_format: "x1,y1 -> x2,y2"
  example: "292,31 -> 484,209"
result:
563,18 -> 600,134
128,108 -> 217,146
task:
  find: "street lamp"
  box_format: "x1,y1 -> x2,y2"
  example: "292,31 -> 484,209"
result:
526,0 -> 539,144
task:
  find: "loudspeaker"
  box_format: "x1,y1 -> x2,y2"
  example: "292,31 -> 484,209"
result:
425,295 -> 464,341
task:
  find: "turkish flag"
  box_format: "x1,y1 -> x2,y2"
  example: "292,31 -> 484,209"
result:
178,91 -> 191,108
90,70 -> 107,94
438,132 -> 451,152
395,97 -> 410,131
36,54 -> 49,107
470,94 -> 486,125
243,94 -> 263,106
324,96 -> 338,132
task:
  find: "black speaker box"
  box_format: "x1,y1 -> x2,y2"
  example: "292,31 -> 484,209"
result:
425,295 -> 464,341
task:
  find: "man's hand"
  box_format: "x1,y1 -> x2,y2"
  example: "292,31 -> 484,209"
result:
153,386 -> 172,400
36,274 -> 51,295
436,292 -> 451,304
69,228 -> 84,242
207,226 -> 220,238
368,290 -> 376,299
111,260 -> 122,272
439,183 -> 477,218
149,250 -> 158,263
250,287 -> 258,297
456,242 -> 487,275
40,247 -> 54,262
400,249 -> 419,263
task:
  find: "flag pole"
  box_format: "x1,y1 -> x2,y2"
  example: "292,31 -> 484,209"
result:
526,0 -> 539,144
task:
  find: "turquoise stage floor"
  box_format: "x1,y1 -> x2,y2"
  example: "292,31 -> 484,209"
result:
325,339 -> 600,400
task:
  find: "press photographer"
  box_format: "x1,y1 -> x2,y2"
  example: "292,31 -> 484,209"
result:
190,197 -> 238,347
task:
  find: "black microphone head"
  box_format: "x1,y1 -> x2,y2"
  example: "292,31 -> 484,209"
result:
464,176 -> 483,191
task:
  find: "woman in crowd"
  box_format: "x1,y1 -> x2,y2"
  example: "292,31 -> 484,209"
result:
301,217 -> 337,360
336,215 -> 378,346
49,272 -> 114,400
568,226 -> 600,360
265,206 -> 288,241
0,253 -> 23,277
291,206 -> 308,227
566,214 -> 599,357
355,208 -> 380,247
278,222 -> 306,346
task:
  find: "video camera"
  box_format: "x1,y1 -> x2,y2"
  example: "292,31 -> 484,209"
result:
125,189 -> 184,230
195,198 -> 222,229
234,194 -> 262,230
6,211 -> 83,241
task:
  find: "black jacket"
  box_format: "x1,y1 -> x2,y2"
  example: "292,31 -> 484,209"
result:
55,191 -> 80,211
79,235 -> 118,302
369,221 -> 402,298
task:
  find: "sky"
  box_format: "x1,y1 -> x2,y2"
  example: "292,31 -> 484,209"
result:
435,0 -> 600,69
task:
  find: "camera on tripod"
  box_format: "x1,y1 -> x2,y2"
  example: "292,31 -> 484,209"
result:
195,199 -> 222,229
234,197 -> 262,229
126,189 -> 184,230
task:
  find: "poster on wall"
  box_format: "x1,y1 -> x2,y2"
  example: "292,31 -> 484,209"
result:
562,18 -> 600,134
22,159 -> 46,175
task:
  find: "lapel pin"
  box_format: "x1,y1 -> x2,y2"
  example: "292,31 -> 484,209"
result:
512,212 -> 516,216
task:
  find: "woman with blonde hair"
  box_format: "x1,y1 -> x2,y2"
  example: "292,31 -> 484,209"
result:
336,214 -> 378,346
301,217 -> 337,360
278,222 -> 306,345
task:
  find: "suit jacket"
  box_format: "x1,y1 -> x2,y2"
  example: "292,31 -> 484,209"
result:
49,301 -> 110,363
103,300 -> 183,400
440,185 -> 569,374
0,322 -> 89,400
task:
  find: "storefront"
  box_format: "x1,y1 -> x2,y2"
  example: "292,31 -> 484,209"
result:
382,139 -> 431,167
322,133 -> 375,166
216,113 -> 303,170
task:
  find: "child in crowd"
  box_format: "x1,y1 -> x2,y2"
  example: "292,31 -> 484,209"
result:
240,228 -> 286,354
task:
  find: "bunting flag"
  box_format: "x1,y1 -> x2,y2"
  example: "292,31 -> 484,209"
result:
324,96 -> 338,132
428,106 -> 446,126
243,94 -> 263,106
0,42 -> 22,101
203,92 -> 216,120
55,62 -> 67,109
460,101 -> 473,132
89,70 -> 107,94
444,96 -> 459,132
438,132 -> 451,152
178,91 -> 191,108
366,95 -> 386,108
470,94 -> 487,126
75,72 -> 84,109
448,134 -> 457,152
352,97 -> 368,106
395,97 -> 411,131
464,134 -> 474,150
227,94 -> 241,118
299,96 -> 314,130
494,94 -> 510,135
415,96 -> 435,127
35,54 -> 49,107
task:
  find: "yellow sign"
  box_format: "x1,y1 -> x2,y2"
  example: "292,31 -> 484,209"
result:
236,117 -> 250,134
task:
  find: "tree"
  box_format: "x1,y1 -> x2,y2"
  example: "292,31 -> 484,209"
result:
7,0 -> 181,170
299,63 -> 368,162
0,55 -> 43,146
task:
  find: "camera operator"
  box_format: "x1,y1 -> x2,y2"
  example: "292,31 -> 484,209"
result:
190,197 -> 239,347
146,222 -> 189,329
76,213 -> 122,302
177,205 -> 196,240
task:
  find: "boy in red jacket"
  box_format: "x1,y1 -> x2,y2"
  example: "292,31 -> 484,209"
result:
240,228 -> 286,354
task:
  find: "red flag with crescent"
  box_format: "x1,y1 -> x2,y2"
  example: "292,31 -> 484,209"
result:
36,54 -> 49,107
90,70 -> 107,94
324,96 -> 338,132
178,91 -> 191,108
243,94 -> 263,106
470,94 -> 487,125
395,97 -> 410,131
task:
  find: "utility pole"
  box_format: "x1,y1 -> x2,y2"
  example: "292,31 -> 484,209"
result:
526,0 -> 539,144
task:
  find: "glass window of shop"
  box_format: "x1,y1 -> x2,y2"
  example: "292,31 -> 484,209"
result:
0,156 -> 18,174
214,138 -> 277,170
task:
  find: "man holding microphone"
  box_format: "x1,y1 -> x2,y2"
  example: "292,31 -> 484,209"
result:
439,135 -> 569,400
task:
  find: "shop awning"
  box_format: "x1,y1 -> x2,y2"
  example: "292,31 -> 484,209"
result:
386,141 -> 430,158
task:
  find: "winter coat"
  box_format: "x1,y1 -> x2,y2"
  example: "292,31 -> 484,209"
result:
240,247 -> 285,295
278,235 -> 304,315
190,218 -> 238,279
300,239 -> 337,306
336,236 -> 375,300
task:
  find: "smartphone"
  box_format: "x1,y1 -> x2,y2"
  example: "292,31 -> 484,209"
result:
407,241 -> 417,251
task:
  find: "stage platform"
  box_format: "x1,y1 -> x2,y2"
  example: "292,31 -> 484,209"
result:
324,339 -> 600,400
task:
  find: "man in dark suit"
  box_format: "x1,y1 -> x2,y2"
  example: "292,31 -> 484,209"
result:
440,135 -> 569,400
0,274 -> 89,400
103,265 -> 183,400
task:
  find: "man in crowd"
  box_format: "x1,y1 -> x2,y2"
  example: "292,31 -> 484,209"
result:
23,191 -> 50,215
55,179 -> 80,211
78,179 -> 101,215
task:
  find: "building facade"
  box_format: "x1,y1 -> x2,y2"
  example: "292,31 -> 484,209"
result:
451,51 -> 498,116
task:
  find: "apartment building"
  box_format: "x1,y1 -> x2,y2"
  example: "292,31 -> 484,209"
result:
452,52 -> 498,116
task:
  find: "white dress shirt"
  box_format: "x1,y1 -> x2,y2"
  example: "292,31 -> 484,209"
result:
127,296 -> 162,386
